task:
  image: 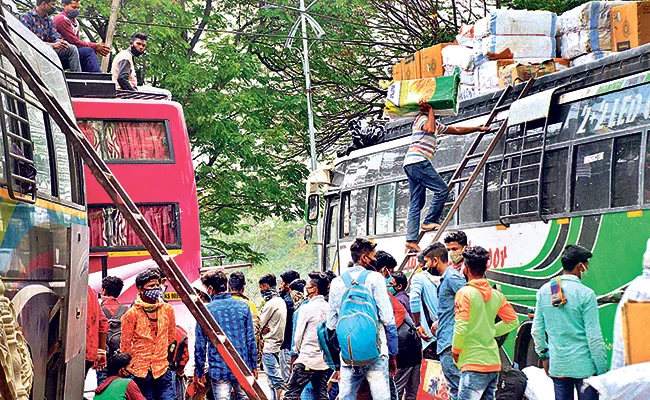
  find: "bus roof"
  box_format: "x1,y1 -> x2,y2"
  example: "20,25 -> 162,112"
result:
347,43 -> 650,156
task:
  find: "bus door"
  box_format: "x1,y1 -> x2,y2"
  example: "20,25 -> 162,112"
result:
323,196 -> 340,274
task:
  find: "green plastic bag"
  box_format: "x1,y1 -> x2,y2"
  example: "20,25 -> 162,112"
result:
385,69 -> 460,118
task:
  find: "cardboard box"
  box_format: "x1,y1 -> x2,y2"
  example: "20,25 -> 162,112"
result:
612,2 -> 650,51
419,43 -> 454,78
623,301 -> 650,365
392,60 -> 404,81
403,53 -> 421,81
498,60 -> 558,88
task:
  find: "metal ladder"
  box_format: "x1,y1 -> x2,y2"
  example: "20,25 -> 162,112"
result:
498,119 -> 548,226
398,79 -> 536,272
0,11 -> 267,400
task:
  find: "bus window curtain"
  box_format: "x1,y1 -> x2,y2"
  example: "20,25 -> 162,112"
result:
90,205 -> 177,248
88,208 -> 108,247
109,122 -> 168,160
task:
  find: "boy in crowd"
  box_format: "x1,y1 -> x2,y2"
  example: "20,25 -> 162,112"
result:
259,274 -> 288,400
452,247 -> 518,400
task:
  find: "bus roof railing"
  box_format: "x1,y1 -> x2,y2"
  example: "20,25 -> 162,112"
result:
64,72 -> 170,100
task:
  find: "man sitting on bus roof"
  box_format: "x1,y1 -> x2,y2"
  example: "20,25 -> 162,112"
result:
403,101 -> 488,253
21,0 -> 82,72
54,0 -> 110,73
112,32 -> 147,91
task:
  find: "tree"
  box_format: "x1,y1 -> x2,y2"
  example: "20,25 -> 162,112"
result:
70,0 -> 481,261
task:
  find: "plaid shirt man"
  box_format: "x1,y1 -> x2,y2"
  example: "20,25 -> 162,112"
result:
21,9 -> 62,43
194,293 -> 257,380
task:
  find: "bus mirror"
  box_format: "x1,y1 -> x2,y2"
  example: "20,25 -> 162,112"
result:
304,224 -> 313,243
306,194 -> 319,223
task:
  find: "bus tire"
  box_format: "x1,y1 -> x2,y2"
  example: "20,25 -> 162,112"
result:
513,320 -> 541,369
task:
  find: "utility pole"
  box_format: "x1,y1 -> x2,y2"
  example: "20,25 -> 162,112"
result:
101,0 -> 121,72
299,0 -> 318,172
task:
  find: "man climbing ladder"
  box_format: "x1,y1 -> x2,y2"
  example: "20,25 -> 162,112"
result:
403,101 -> 488,253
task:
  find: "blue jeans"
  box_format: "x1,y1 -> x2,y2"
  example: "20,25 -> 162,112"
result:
440,348 -> 461,400
78,46 -> 101,72
404,161 -> 450,241
279,348 -> 291,382
212,379 -> 247,400
55,45 -> 80,72
262,352 -> 285,399
339,356 -> 390,400
457,371 -> 498,400
552,377 -> 599,400
132,368 -> 176,400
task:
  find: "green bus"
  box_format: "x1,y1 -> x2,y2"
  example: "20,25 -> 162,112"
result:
307,44 -> 650,368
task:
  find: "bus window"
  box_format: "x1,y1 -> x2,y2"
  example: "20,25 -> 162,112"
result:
483,162 -> 501,222
572,140 -> 612,212
89,203 -> 180,249
27,106 -> 51,195
376,183 -> 396,234
379,145 -> 408,180
324,201 -> 339,271
78,120 -> 172,162
542,148 -> 569,215
50,118 -> 73,202
459,168 -> 483,225
341,189 -> 369,238
612,134 -> 642,208
395,180 -> 410,232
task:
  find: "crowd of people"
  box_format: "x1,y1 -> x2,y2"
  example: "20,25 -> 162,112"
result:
82,230 -> 650,400
20,0 -> 145,91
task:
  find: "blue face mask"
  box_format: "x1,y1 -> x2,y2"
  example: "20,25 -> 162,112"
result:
66,9 -> 80,19
143,288 -> 162,301
386,277 -> 396,295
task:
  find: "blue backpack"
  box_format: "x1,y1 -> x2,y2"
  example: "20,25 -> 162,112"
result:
336,270 -> 381,366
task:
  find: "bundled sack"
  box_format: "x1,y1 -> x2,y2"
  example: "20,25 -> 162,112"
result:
557,2 -> 626,59
477,10 -> 558,59
385,70 -> 460,118
570,50 -> 612,67
476,60 -> 514,95
522,366 -> 555,400
459,84 -> 476,101
585,362 -> 650,400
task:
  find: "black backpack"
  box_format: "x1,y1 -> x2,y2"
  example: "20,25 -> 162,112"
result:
102,304 -> 129,356
495,365 -> 528,400
396,316 -> 422,368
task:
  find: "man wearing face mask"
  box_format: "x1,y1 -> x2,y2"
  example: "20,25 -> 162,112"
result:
20,0 -> 82,71
95,353 -> 147,399
194,271 -> 257,400
285,272 -> 330,400
258,273 -> 288,400
112,32 -> 147,91
120,269 -> 177,399
423,242 -> 465,400
327,238 -> 398,400
410,244 -> 440,356
54,0 -> 110,72
444,231 -> 468,272
532,244 -> 607,400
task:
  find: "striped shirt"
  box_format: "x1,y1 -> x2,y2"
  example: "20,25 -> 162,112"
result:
403,113 -> 448,167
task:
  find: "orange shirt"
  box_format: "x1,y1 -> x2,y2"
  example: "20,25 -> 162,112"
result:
120,297 -> 176,379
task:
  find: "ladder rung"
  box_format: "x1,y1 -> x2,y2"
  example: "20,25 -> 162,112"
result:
466,152 -> 486,160
9,152 -> 34,165
500,163 -> 541,174
4,109 -> 28,124
450,176 -> 470,185
217,334 -> 227,343
500,179 -> 540,188
500,194 -> 539,204
495,104 -> 510,112
11,174 -> 35,184
6,131 -> 30,144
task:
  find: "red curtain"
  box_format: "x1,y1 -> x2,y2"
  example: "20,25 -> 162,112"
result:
89,205 -> 177,248
105,122 -> 169,160
77,120 -> 102,153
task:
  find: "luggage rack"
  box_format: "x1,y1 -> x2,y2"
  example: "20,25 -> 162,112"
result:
65,72 -> 170,100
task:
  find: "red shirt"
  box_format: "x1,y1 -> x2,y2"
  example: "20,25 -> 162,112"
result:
101,296 -> 123,315
87,286 -> 109,362
53,12 -> 97,50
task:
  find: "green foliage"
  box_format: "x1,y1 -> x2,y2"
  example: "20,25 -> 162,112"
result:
501,0 -> 591,14
75,0 -> 469,262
